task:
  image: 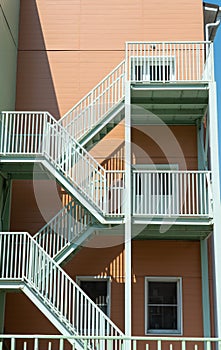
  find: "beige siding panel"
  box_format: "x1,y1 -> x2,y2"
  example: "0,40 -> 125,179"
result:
19,0 -> 204,50
16,50 -> 125,116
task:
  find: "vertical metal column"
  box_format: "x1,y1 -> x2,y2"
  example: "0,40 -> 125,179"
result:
208,79 -> 221,337
125,80 -> 132,336
197,118 -> 211,337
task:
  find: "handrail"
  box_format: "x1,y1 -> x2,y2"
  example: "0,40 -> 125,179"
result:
125,41 -> 212,82
1,334 -> 221,350
0,111 -> 125,216
0,111 -> 107,214
0,232 -> 124,343
34,200 -> 93,258
58,61 -> 125,140
132,170 -> 213,217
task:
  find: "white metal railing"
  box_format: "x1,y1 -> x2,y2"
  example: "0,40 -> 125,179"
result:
59,61 -> 125,140
34,200 -> 92,258
133,170 -> 213,217
0,112 -> 125,217
0,232 -> 124,344
0,112 -> 50,155
44,120 -> 107,213
126,41 -> 213,82
106,171 -> 125,216
0,335 -> 221,350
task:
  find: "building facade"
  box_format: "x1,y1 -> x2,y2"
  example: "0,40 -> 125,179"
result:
0,0 -> 221,349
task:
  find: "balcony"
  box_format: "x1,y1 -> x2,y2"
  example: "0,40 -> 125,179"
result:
126,41 -> 213,83
126,41 -> 212,125
132,170 -> 212,221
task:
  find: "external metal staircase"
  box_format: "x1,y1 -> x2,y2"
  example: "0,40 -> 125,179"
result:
34,200 -> 96,264
0,62 -> 127,345
59,61 -> 125,148
0,232 -> 124,350
0,111 -> 125,223
0,41 -> 214,344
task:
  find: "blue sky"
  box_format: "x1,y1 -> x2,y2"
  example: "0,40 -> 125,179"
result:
204,0 -> 221,175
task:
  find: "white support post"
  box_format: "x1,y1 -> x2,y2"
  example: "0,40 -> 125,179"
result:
208,81 -> 221,337
125,81 -> 132,337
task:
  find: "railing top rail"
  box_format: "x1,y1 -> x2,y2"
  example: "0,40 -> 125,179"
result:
126,40 -> 212,44
132,170 -> 212,174
0,335 -> 220,341
105,170 -> 125,173
60,60 -> 125,121
1,111 -> 48,114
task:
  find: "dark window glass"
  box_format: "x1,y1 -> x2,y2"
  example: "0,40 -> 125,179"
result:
147,281 -> 178,331
150,65 -> 171,81
80,280 -> 108,315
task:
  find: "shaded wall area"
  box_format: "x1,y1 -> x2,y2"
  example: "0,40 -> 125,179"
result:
0,0 -> 20,110
16,0 -> 204,116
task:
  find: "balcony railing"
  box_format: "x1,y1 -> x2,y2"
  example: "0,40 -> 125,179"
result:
126,41 -> 213,82
133,170 -> 213,218
0,335 -> 220,350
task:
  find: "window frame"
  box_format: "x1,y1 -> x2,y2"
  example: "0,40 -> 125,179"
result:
76,276 -> 111,317
130,56 -> 176,82
145,276 -> 183,335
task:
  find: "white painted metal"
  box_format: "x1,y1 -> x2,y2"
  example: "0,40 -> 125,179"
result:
0,232 -> 124,345
0,112 -> 125,218
59,61 -> 125,140
0,112 -> 47,155
34,201 -> 93,258
207,81 -> 221,338
124,81 -> 132,337
105,171 -> 125,216
125,41 -> 212,82
1,335 -> 221,350
132,170 -> 212,217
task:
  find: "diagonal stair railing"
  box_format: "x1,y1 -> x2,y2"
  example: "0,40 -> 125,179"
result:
0,112 -> 125,219
0,232 -> 124,349
58,61 -> 125,141
34,200 -> 94,261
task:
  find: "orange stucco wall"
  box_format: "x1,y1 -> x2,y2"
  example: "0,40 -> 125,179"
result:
4,240 -> 204,336
16,0 -> 204,116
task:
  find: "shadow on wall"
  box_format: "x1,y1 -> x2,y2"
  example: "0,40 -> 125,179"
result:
15,0 -> 60,119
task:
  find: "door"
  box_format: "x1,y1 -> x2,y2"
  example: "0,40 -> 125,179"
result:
133,164 -> 179,215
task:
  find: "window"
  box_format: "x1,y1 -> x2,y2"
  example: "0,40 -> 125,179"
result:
131,56 -> 175,82
145,277 -> 182,334
76,277 -> 111,317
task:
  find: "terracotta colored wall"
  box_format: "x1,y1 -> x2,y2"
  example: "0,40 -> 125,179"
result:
16,0 -> 204,116
5,0 -> 205,338
65,240 -> 202,336
4,238 -> 203,337
91,125 -> 197,170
